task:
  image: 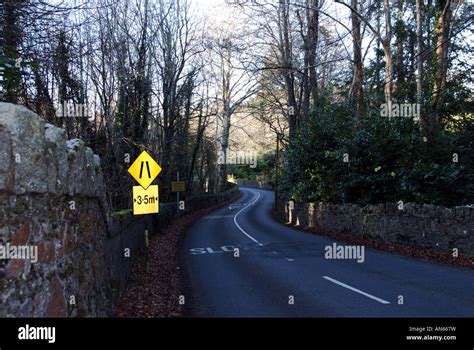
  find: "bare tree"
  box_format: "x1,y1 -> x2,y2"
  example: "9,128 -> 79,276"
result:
206,24 -> 258,192
335,0 -> 393,113
432,0 -> 458,130
350,0 -> 364,118
298,0 -> 319,118
416,0 -> 424,103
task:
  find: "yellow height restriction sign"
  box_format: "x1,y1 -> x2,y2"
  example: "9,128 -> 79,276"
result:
127,151 -> 162,190
171,181 -> 185,192
128,151 -> 162,215
133,185 -> 159,215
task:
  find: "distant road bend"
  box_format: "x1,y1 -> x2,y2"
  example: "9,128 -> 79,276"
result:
183,187 -> 474,317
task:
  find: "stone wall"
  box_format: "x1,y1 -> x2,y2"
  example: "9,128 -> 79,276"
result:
279,200 -> 474,257
236,179 -> 272,190
0,103 -> 240,317
0,103 -> 122,316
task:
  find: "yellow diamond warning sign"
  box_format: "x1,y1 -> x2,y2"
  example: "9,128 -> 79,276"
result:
133,185 -> 159,215
128,151 -> 162,189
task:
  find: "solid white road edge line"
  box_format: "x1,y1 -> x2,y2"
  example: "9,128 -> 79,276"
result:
233,190 -> 262,244
233,189 -> 294,262
322,276 -> 391,304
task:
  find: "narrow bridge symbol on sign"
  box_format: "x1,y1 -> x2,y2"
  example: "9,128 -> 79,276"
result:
127,151 -> 162,190
140,161 -> 151,179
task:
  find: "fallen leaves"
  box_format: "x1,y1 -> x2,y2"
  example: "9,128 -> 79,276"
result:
115,191 -> 243,317
276,215 -> 474,269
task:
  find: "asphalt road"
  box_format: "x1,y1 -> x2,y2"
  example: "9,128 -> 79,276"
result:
182,187 -> 474,317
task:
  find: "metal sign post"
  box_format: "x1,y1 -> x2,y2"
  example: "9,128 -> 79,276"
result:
177,171 -> 180,214
274,133 -> 281,212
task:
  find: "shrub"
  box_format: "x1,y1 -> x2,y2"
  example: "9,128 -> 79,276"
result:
281,105 -> 474,207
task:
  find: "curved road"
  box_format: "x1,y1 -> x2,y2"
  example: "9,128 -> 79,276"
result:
182,187 -> 474,317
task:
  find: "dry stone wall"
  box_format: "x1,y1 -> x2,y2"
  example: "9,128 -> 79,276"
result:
279,199 -> 474,257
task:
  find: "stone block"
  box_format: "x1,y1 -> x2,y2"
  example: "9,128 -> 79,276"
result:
0,103 -> 48,194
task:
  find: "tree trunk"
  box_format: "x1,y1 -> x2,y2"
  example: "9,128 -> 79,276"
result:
335,0 -> 392,114
279,0 -> 298,139
216,109 -> 231,193
186,108 -> 206,196
416,0 -> 424,101
383,47 -> 393,114
416,0 -> 428,131
383,0 -> 393,114
432,0 -> 453,128
394,0 -> 405,99
375,4 -> 382,102
351,0 -> 364,118
306,0 -> 319,108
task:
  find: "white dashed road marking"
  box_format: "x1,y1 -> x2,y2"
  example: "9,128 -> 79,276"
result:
323,276 -> 391,304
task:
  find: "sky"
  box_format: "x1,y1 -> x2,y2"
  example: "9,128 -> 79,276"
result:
193,0 -> 240,24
